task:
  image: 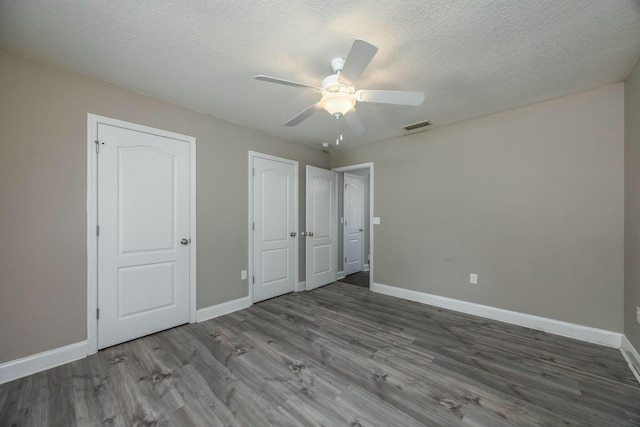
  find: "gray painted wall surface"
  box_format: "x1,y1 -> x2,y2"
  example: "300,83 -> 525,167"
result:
333,84 -> 624,332
0,49 -> 329,363
625,58 -> 640,350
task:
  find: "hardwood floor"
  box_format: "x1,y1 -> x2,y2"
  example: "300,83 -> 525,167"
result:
340,271 -> 370,288
1,282 -> 639,426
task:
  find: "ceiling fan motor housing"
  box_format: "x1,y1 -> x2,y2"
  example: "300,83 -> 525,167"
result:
331,57 -> 345,73
322,73 -> 356,95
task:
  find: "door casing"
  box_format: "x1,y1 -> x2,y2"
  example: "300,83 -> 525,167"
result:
87,114 -> 197,355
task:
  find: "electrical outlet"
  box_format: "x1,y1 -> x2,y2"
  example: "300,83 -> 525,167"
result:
470,274 -> 478,285
241,270 -> 247,280
636,306 -> 640,325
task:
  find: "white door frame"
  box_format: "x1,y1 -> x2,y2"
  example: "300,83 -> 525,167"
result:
248,151 -> 299,303
333,163 -> 374,287
86,114 -> 197,355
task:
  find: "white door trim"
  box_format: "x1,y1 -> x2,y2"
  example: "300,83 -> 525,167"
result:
248,151 -> 299,303
87,114 -> 197,355
332,163 -> 374,288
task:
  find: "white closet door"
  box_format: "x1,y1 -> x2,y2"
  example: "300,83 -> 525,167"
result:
252,155 -> 297,302
97,123 -> 190,349
306,166 -> 337,290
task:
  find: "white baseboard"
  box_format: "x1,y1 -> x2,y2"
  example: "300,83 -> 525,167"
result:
371,282 -> 622,348
297,281 -> 306,291
336,272 -> 346,280
0,341 -> 87,385
364,264 -> 370,271
196,296 -> 251,322
621,335 -> 640,384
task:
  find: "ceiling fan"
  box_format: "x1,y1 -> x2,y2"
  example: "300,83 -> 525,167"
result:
255,39 -> 425,135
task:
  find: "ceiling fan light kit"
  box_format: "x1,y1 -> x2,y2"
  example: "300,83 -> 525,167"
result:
321,92 -> 356,116
255,39 -> 425,143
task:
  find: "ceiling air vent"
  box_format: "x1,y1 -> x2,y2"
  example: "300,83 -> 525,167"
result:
403,120 -> 431,131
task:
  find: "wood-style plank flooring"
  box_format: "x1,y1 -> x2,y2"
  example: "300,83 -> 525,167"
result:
1,281 -> 639,426
340,271 -> 370,288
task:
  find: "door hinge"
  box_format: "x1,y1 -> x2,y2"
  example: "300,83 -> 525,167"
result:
252,222 -> 255,231
96,308 -> 100,320
345,257 -> 347,263
252,276 -> 255,284
95,140 -> 100,153
96,225 -> 100,236
252,168 -> 255,177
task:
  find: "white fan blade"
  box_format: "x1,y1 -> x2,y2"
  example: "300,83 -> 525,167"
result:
285,102 -> 323,126
344,109 -> 367,135
339,39 -> 378,86
255,75 -> 321,90
356,90 -> 425,106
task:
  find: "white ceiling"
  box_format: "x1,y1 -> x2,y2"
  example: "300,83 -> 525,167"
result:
1,1 -> 639,151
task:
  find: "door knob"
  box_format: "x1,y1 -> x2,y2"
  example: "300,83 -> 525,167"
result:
359,228 -> 364,232
290,232 -> 296,237
180,238 -> 189,246
308,232 -> 314,237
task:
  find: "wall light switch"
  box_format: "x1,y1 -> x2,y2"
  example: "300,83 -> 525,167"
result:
241,270 -> 247,280
470,274 -> 478,285
373,217 -> 381,225
636,306 -> 640,325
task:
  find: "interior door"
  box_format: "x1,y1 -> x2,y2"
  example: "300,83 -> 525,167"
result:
344,173 -> 364,275
252,155 -> 297,302
97,123 -> 190,349
306,165 -> 337,290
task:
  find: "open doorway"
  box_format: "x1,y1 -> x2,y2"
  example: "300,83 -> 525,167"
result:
333,163 -> 374,288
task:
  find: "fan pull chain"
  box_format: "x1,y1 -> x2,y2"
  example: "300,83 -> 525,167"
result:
335,113 -> 341,146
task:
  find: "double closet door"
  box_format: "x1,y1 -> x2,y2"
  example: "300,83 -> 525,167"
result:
251,154 -> 337,302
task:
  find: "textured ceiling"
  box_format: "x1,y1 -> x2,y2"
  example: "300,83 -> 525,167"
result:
1,1 -> 639,150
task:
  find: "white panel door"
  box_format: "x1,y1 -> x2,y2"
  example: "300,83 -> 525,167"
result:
252,156 -> 297,302
97,123 -> 190,349
306,166 -> 337,291
344,173 -> 364,275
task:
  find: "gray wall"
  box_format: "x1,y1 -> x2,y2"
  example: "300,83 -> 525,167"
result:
625,58 -> 640,350
333,84 -> 624,332
0,49 -> 329,364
